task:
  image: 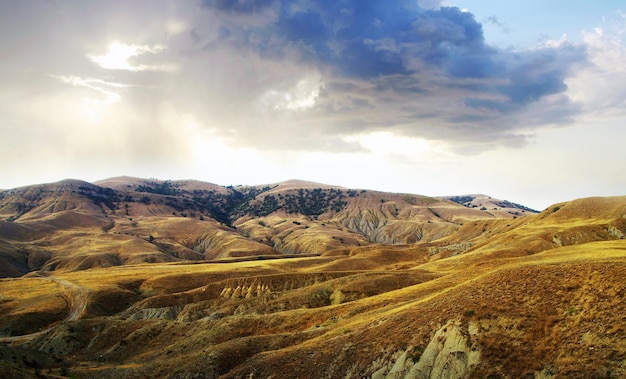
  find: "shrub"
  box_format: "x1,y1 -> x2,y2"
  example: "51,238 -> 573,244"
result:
408,346 -> 423,363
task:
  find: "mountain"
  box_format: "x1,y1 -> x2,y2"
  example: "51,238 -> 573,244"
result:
439,194 -> 537,217
0,177 -> 533,277
0,177 -> 624,378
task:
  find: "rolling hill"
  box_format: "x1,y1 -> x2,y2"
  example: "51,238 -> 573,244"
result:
0,177 -> 533,276
0,177 -> 624,378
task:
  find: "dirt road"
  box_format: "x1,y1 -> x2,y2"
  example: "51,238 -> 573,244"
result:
0,274 -> 88,343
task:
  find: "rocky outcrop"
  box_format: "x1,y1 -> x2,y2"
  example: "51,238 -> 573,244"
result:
219,284 -> 272,299
340,215 -> 457,245
125,306 -> 180,321
607,225 -> 625,239
428,242 -> 473,257
372,319 -> 480,379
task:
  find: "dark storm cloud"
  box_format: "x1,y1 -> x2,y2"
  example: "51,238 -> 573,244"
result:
268,1 -> 491,79
464,43 -> 584,115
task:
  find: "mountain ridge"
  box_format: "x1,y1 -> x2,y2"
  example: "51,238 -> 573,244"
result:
0,176 -> 543,279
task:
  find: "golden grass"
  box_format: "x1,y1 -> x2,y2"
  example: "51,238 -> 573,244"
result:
0,237 -> 624,377
0,194 -> 624,377
0,278 -> 69,336
0,278 -> 64,310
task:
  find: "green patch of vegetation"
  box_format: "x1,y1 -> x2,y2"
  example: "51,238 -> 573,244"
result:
244,188 -> 348,217
191,185 -> 274,224
319,315 -> 338,327
402,196 -> 417,205
396,342 -> 423,363
464,309 -> 475,317
78,185 -> 120,210
494,200 -> 538,213
306,287 -> 331,308
165,198 -> 185,212
122,183 -> 280,224
447,195 -> 474,206
552,206 -> 561,213
407,345 -> 423,363
101,221 -> 115,233
136,180 -> 181,196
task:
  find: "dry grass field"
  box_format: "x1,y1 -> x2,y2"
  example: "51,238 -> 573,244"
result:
0,178 -> 624,378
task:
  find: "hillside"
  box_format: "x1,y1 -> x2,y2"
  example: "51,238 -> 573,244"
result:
0,178 -> 624,378
439,194 -> 537,218
0,177 -> 528,276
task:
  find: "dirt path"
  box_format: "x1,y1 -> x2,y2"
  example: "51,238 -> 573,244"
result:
53,277 -> 88,322
0,275 -> 88,343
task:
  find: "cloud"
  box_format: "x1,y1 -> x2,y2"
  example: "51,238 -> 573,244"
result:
89,42 -> 175,72
483,16 -> 510,33
0,0 -> 600,170
566,16 -> 626,119
55,76 -> 125,100
202,0 -> 278,15
192,0 -> 587,152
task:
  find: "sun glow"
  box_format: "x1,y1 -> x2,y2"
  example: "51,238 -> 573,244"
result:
89,42 -> 168,71
56,75 -> 124,122
353,131 -> 436,157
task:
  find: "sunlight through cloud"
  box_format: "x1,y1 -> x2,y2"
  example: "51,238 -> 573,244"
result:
55,75 -> 125,121
89,42 -> 174,72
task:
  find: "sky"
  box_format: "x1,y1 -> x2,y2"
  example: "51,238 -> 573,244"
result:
1,0 -> 625,210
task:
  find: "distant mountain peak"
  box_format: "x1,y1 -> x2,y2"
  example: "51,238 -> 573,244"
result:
272,179 -> 345,189
439,194 -> 538,216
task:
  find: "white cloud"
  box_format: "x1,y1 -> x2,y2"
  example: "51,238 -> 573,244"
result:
55,76 -> 125,100
540,33 -> 569,48
54,75 -> 125,122
566,16 -> 626,119
89,42 -> 175,72
166,19 -> 187,35
259,74 -> 322,111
